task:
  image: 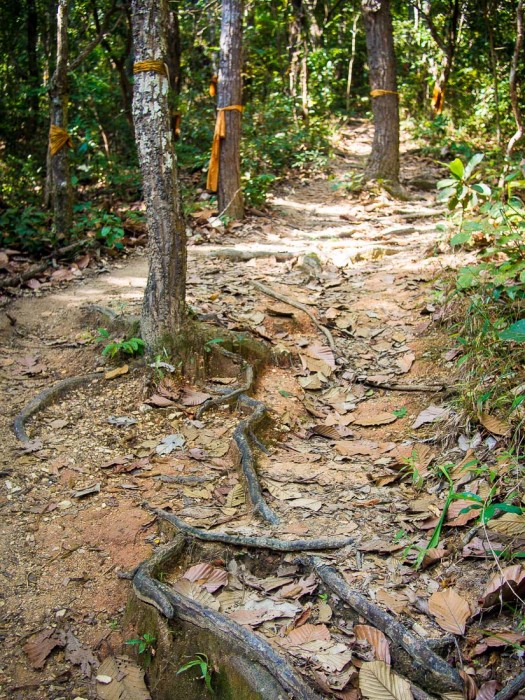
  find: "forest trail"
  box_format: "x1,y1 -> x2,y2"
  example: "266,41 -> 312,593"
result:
1,123 -> 486,699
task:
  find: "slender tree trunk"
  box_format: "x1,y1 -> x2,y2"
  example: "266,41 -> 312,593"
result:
131,0 -> 187,350
166,1 -> 182,95
361,0 -> 399,184
346,12 -> 359,111
499,0 -> 524,189
26,0 -> 40,135
483,0 -> 501,143
218,0 -> 244,220
49,0 -> 73,238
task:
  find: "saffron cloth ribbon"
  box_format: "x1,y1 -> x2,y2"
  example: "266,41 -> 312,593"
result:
206,105 -> 243,192
49,125 -> 73,157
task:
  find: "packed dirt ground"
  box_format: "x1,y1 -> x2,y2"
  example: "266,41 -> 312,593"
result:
0,122 -> 523,699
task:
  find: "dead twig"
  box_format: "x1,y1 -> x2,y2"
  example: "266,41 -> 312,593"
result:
360,378 -> 447,392
251,280 -> 337,353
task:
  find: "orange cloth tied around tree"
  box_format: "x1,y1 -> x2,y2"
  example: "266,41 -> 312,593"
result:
206,105 -> 243,192
370,89 -> 398,97
49,125 -> 73,157
133,60 -> 168,77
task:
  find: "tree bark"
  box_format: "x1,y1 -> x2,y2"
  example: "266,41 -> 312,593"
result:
131,0 -> 187,350
218,0 -> 244,220
26,0 -> 40,136
361,0 -> 400,184
49,0 -> 73,238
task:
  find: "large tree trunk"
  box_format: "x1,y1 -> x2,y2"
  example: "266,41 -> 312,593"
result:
49,0 -> 73,238
361,0 -> 399,184
217,0 -> 244,220
131,0 -> 187,350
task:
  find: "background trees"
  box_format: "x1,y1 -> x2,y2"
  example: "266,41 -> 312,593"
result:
0,0 -> 522,253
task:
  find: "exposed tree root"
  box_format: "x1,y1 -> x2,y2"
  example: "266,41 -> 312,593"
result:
197,347 -> 254,417
494,670 -> 525,700
359,377 -> 447,392
251,280 -> 337,353
13,373 -> 100,443
205,248 -> 294,262
132,535 -> 322,700
147,505 -> 355,551
302,556 -> 463,694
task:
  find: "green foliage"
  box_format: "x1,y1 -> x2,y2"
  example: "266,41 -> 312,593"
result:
125,633 -> 156,667
0,205 -> 52,253
96,328 -> 145,359
176,653 -> 214,694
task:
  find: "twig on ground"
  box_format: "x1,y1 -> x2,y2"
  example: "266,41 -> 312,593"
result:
359,378 -> 447,392
251,280 -> 337,352
0,240 -> 92,289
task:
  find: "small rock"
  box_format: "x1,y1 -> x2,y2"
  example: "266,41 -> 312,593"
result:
96,675 -> 112,684
57,500 -> 72,510
56,608 -> 67,618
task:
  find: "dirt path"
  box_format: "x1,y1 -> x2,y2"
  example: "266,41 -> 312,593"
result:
0,123 -> 501,699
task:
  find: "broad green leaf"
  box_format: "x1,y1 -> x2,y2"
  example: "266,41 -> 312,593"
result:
464,153 -> 484,178
448,158 -> 464,179
437,178 -> 457,189
499,320 -> 525,342
471,183 -> 491,196
450,232 -> 471,246
437,186 -> 457,202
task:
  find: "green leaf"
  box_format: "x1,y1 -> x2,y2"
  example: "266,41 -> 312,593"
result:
464,153 -> 484,178
471,183 -> 491,196
499,320 -> 525,342
437,178 -> 457,189
393,407 -> 407,418
450,232 -> 471,246
279,390 -> 294,397
482,502 -> 524,524
448,158 -> 464,179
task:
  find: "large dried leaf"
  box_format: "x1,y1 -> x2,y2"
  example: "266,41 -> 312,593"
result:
281,623 -> 331,646
475,681 -> 500,700
479,413 -> 510,436
182,563 -> 228,592
355,625 -> 391,664
488,513 -> 525,537
428,589 -> 470,635
473,631 -> 525,656
354,411 -> 397,427
393,444 -> 435,473
314,643 -> 353,673
146,393 -> 174,407
305,344 -> 336,370
279,573 -> 318,599
180,389 -> 211,406
446,499 -> 480,527
412,405 -> 449,429
480,565 -> 525,609
64,628 -> 98,677
359,661 -> 413,700
229,598 -> 300,626
375,589 -> 407,616
225,483 -> 245,508
96,655 -> 151,700
172,579 -> 221,610
23,628 -> 66,669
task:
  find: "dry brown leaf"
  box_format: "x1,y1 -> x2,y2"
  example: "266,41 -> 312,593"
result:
479,413 -> 510,436
358,539 -> 404,553
412,405 -> 449,429
317,600 -> 333,623
475,681 -> 500,700
229,599 -> 300,626
312,424 -> 342,440
96,655 -> 151,700
396,352 -> 415,374
281,623 -> 331,646
488,513 -> 525,537
23,628 -> 66,669
354,412 -> 397,427
446,499 -> 480,527
146,393 -> 174,407
335,440 -> 380,458
182,563 -> 228,592
180,389 -> 211,406
225,483 -> 245,508
355,625 -> 391,664
421,547 -> 447,569
375,589 -> 407,615
172,578 -> 221,609
393,443 -> 435,473
480,565 -> 525,609
104,364 -> 129,380
428,588 -> 470,635
305,344 -> 336,370
359,660 -> 413,700
279,573 -> 317,599
473,631 -> 525,656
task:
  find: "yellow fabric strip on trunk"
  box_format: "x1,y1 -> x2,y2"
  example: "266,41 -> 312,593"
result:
370,89 -> 398,97
49,125 -> 73,157
206,105 -> 243,193
133,60 -> 168,77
